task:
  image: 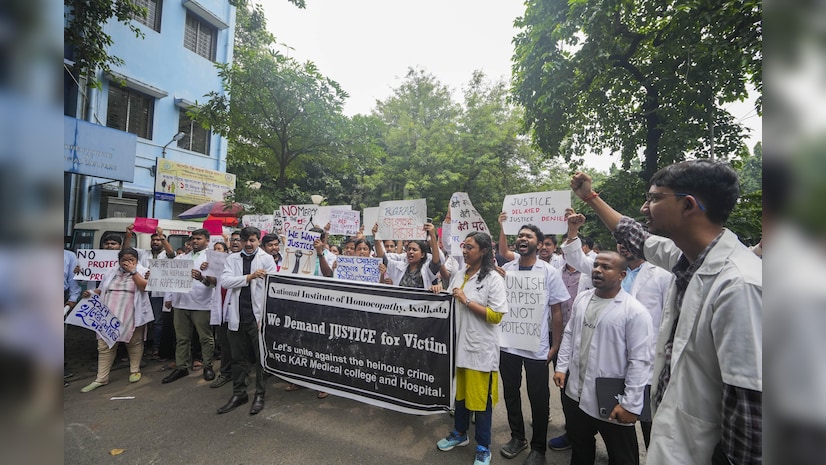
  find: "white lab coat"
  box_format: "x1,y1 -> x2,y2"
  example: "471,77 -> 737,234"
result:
644,230 -> 762,464
98,264 -> 154,329
221,250 -> 279,331
560,238 -> 594,295
448,268 -> 508,372
556,288 -> 653,424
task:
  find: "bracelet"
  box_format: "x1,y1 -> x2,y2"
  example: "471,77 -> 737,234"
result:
582,191 -> 600,202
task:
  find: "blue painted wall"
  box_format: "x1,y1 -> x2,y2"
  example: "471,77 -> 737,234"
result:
75,0 -> 236,221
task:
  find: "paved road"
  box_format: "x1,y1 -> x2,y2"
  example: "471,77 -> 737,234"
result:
64,329 -> 645,465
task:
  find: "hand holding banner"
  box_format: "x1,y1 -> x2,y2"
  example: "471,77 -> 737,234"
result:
64,294 -> 122,348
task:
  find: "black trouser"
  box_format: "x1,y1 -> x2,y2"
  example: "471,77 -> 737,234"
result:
227,319 -> 265,396
640,420 -> 651,448
215,322 -> 232,378
500,351 -> 550,453
562,392 -> 639,465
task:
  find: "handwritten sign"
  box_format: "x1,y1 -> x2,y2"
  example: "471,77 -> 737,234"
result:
333,256 -> 382,283
242,214 -> 276,234
329,210 -> 361,236
202,250 -> 228,278
501,191 -> 570,235
499,271 -> 546,352
64,294 -> 122,348
133,217 -> 158,234
448,193 -> 489,256
279,229 -> 321,275
279,204 -> 320,232
145,259 -> 194,292
74,249 -> 120,281
314,205 -> 352,229
376,199 -> 427,240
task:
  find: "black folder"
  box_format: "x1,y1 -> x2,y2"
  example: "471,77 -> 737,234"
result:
594,377 -> 651,422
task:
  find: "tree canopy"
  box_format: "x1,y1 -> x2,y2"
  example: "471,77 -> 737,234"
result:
512,0 -> 762,181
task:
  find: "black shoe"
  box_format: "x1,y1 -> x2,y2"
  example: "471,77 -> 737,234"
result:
217,393 -> 249,414
523,450 -> 545,465
203,366 -> 215,381
249,393 -> 265,415
161,368 -> 188,384
501,437 -> 529,459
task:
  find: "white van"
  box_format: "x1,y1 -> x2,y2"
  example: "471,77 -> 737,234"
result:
70,217 -> 204,253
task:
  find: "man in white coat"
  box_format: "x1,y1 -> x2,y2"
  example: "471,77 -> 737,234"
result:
571,160 -> 762,465
561,210 -> 671,447
553,251 -> 653,465
217,226 -> 278,415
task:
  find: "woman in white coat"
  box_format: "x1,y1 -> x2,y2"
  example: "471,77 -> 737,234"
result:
80,248 -> 153,392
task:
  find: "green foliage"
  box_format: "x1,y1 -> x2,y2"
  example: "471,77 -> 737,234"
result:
64,0 -> 146,87
512,0 -> 762,181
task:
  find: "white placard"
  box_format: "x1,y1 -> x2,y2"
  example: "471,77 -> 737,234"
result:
145,259 -> 194,292
329,210 -> 361,235
499,271 -> 546,352
333,256 -> 382,283
202,250 -> 228,278
242,214 -> 276,234
362,207 -> 379,235
64,294 -> 122,348
313,205 -> 352,229
376,198 -> 427,240
279,229 -> 321,275
501,191 -> 570,235
74,249 -> 120,281
279,204 -> 320,232
448,192 -> 490,256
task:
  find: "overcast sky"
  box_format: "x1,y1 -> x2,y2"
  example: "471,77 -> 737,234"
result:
261,0 -> 761,172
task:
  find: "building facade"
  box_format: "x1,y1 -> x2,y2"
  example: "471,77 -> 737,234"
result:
65,0 -> 236,235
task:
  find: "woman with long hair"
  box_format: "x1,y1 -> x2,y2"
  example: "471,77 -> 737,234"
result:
433,231 -> 508,465
373,222 -> 442,289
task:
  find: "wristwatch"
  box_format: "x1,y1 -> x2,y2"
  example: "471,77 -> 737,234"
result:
465,299 -> 473,307
129,270 -> 137,276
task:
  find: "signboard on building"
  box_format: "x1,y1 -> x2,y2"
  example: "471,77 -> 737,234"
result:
64,116 -> 137,182
154,159 -> 236,205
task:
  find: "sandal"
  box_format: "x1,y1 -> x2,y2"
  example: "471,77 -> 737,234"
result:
317,391 -> 329,399
284,384 -> 301,392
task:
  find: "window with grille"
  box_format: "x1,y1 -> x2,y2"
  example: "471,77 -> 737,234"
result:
178,109 -> 211,155
184,12 -> 217,61
106,84 -> 154,139
132,0 -> 161,32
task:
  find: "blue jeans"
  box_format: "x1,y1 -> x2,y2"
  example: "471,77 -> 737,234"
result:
454,374 -> 494,448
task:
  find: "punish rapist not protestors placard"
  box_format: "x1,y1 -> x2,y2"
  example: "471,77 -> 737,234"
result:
261,274 -> 454,415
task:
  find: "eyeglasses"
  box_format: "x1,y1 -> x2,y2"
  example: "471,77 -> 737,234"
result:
230,238 -> 241,242
644,192 -> 705,211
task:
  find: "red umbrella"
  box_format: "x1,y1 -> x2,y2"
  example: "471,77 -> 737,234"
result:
178,201 -> 243,219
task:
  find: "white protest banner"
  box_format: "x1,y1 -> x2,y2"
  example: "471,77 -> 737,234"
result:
313,205 -> 352,229
242,214 -> 276,234
64,294 -> 122,348
145,259 -> 194,292
362,207 -> 379,235
448,192 -> 490,256
74,249 -> 120,281
329,209 -> 361,236
376,198 -> 427,240
262,274 -> 453,415
501,191 -> 570,235
333,256 -> 382,283
279,229 -> 321,275
202,250 -> 228,278
499,271 -> 546,352
279,204 -> 320,232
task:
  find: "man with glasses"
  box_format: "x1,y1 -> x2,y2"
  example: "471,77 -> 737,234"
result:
570,160 -> 762,465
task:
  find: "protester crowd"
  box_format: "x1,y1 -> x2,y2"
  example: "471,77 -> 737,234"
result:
64,160 -> 762,465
